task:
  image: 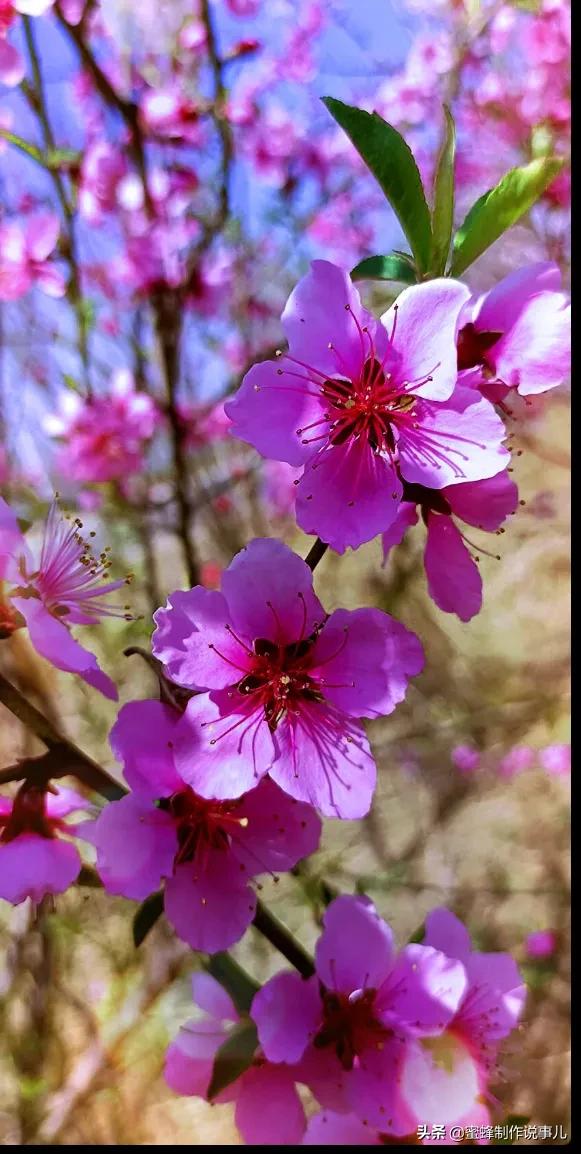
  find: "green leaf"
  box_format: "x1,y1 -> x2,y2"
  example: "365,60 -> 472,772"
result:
206,953 -> 260,1015
430,106 -> 456,276
351,253 -> 418,284
322,97 -> 432,274
133,890 -> 164,946
206,1021 -> 258,1101
450,155 -> 567,276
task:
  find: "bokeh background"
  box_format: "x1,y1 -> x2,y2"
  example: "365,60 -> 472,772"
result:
0,0 -> 570,1144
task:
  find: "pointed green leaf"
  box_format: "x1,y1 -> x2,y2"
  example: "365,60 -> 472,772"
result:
322,97 -> 432,274
206,1021 -> 258,1101
351,253 -> 418,284
133,890 -> 164,946
430,106 -> 456,276
206,953 -> 260,1015
408,922 -> 426,944
450,155 -> 567,276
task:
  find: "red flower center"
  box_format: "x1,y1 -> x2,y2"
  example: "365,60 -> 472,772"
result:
161,787 -> 248,864
237,633 -> 324,732
321,358 -> 417,455
457,322 -> 502,373
314,987 -> 388,1071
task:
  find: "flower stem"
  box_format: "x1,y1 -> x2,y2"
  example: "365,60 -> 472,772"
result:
304,537 -> 329,571
253,899 -> 315,978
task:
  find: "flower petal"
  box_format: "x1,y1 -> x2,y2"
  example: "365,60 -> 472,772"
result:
251,971 -> 321,1063
11,597 -> 117,700
0,834 -> 81,904
109,700 -> 183,797
233,777 -> 322,875
399,388 -> 509,490
235,1064 -> 307,1145
315,894 -> 395,992
376,944 -> 467,1036
311,607 -> 423,719
381,279 -> 471,401
295,440 -> 402,554
164,852 -> 256,953
221,538 -> 325,644
152,587 -> 236,689
225,358 -> 322,467
443,470 -> 518,531
424,514 -> 482,622
269,705 -> 376,819
164,1019 -> 229,1097
191,972 -> 239,1022
381,502 -> 419,564
303,1111 -> 381,1145
174,692 -> 274,799
423,908 -> 472,963
93,794 -> 177,900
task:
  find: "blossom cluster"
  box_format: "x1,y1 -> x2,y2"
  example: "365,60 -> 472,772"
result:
165,897 -> 526,1144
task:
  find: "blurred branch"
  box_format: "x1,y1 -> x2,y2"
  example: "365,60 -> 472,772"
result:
0,671 -> 125,800
21,16 -> 90,389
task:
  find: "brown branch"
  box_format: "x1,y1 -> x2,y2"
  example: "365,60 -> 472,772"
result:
0,671 -> 125,800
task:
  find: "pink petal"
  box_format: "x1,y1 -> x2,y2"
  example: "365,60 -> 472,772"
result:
0,495 -> 25,578
14,0 -> 55,14
381,279 -> 471,402
45,785 -> 90,819
376,944 -> 467,1035
282,260 -> 386,382
345,1036 -> 415,1135
221,538 -> 324,644
233,777 -> 322,875
311,607 -> 423,719
381,502 -> 419,563
225,358 -> 322,467
423,909 -> 472,963
93,794 -> 177,900
11,597 -> 118,699
164,1019 -> 229,1097
398,1035 -> 483,1131
26,213 -> 60,262
443,471 -> 518,531
399,389 -> 509,491
295,440 -> 402,554
0,40 -> 25,88
303,1111 -> 381,1145
152,587 -> 235,689
475,262 -> 563,335
174,692 -> 274,800
164,852 -> 256,953
191,972 -> 239,1022
251,971 -> 321,1063
424,514 -> 482,622
463,953 -> 526,1038
235,1064 -> 307,1145
35,265 -> 67,298
491,291 -> 570,395
315,894 -> 395,992
269,705 -> 376,819
109,700 -> 183,797
0,834 -> 81,904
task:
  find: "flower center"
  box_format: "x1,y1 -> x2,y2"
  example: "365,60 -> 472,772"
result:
237,634 -> 324,732
457,322 -> 503,373
314,987 -> 388,1071
321,357 -> 417,455
0,785 -> 55,844
160,787 -> 248,865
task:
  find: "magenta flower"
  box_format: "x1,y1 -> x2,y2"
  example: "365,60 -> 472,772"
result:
152,538 -> 423,818
451,745 -> 481,775
225,261 -> 509,552
0,496 -> 128,698
539,742 -> 570,777
93,700 -> 321,953
165,971 -> 307,1145
381,470 -> 518,621
497,746 -> 534,778
0,213 -> 65,300
457,263 -> 570,398
397,908 -> 527,1132
45,371 -> 159,484
0,783 -> 88,905
250,895 -> 468,1135
525,930 -> 557,960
